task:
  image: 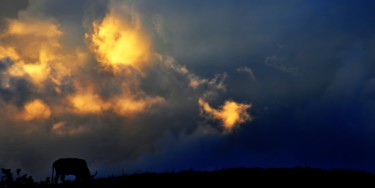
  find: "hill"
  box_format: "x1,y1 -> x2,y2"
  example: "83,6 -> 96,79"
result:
94,168 -> 375,186
1,167 -> 375,187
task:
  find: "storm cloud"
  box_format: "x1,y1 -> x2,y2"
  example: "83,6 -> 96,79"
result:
1,0 -> 375,180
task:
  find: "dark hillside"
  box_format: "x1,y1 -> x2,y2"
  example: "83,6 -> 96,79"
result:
1,167 -> 374,188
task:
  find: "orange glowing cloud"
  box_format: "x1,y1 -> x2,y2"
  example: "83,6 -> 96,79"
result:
73,5 -> 164,117
5,15 -> 62,38
112,95 -> 165,117
52,121 -> 87,136
199,98 -> 252,131
0,2 -> 211,131
8,61 -> 51,85
67,84 -> 164,117
20,99 -> 52,121
68,86 -> 110,115
0,12 -> 87,89
2,13 -> 62,63
0,46 -> 20,60
87,6 -> 152,72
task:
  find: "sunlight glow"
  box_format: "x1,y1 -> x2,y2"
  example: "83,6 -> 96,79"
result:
112,95 -> 165,117
21,99 -> 51,121
199,98 -> 252,130
68,87 -> 110,115
88,11 -> 152,72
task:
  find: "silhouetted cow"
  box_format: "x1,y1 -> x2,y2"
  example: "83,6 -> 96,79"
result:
52,158 -> 97,184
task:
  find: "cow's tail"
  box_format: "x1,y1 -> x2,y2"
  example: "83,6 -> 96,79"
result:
51,164 -> 54,184
91,171 -> 98,178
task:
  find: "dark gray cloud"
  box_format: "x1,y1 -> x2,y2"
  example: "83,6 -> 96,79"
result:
1,0 -> 375,181
0,0 -> 28,19
134,0 -> 375,173
0,0 -> 230,180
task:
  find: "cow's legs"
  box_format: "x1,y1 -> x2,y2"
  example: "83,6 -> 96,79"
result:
54,174 -> 60,184
60,175 -> 65,183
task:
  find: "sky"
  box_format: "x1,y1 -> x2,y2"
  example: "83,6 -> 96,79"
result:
1,0 -> 375,180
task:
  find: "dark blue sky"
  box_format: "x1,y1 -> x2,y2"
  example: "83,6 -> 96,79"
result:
0,0 -> 375,180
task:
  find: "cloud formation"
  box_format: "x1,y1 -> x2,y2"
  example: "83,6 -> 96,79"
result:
20,99 -> 51,121
199,98 -> 252,131
0,0 -> 250,179
87,3 -> 152,72
2,0 -> 375,180
237,66 -> 256,81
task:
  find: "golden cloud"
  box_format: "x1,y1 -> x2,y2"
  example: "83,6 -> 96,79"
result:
68,87 -> 110,115
67,84 -> 165,117
87,5 -> 152,73
5,15 -> 62,38
111,95 -> 165,117
20,99 -> 51,121
0,12 -> 87,89
199,98 -> 252,131
52,121 -> 87,136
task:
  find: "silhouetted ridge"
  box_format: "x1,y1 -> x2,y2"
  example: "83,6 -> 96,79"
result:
1,167 -> 374,187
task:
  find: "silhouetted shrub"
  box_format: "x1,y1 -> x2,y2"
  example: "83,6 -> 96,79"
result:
0,168 -> 34,188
